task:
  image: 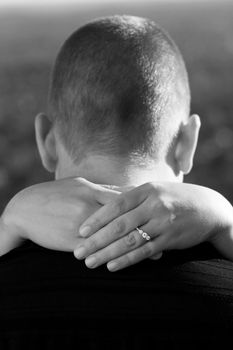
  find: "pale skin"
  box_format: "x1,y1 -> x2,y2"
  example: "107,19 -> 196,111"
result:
76,181 -> 233,271
1,178 -> 233,271
0,177 -> 118,256
0,112 -> 233,271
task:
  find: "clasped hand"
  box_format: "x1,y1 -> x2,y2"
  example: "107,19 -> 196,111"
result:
74,182 -> 219,271
1,177 -> 232,269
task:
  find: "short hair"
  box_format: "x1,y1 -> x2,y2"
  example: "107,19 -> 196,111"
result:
48,15 -> 190,164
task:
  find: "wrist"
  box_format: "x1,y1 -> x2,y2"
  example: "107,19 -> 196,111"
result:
210,224 -> 233,260
204,189 -> 233,240
207,193 -> 233,260
1,193 -> 27,243
0,213 -> 24,256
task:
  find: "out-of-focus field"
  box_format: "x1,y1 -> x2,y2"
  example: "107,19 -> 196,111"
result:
0,2 -> 233,212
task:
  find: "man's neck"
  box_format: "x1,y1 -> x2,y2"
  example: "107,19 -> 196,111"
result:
55,153 -> 182,186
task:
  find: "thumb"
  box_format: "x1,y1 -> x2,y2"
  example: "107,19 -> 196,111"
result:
93,186 -> 121,205
100,184 -> 136,193
74,177 -> 121,205
112,185 -> 136,193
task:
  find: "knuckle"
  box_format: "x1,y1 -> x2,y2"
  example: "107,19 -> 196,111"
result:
87,238 -> 98,251
124,231 -> 138,248
114,197 -> 127,215
113,219 -> 126,236
91,217 -> 102,229
146,196 -> 160,214
147,198 -> 158,213
158,195 -> 173,214
148,182 -> 163,197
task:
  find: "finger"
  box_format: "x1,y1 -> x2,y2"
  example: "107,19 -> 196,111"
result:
79,183 -> 150,238
111,185 -> 136,193
74,203 -> 150,259
74,177 -> 121,204
83,220 -> 165,269
76,196 -> 170,260
106,234 -> 167,272
93,186 -> 121,204
150,252 -> 163,260
73,177 -> 98,188
84,228 -> 146,268
100,184 -> 135,193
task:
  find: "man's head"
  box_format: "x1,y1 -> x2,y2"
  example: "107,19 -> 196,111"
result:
35,15 -> 200,185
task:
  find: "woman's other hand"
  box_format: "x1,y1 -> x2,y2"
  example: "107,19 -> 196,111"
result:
0,177 -> 120,256
75,182 -> 233,271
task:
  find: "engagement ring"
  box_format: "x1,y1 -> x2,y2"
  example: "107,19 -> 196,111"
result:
136,227 -> 151,241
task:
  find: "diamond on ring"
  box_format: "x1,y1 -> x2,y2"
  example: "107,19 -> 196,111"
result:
136,227 -> 151,241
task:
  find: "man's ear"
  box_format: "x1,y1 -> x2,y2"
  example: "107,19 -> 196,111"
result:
175,114 -> 201,175
35,113 -> 57,173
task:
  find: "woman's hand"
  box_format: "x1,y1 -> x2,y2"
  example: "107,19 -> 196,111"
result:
74,182 -> 233,271
0,177 -> 120,256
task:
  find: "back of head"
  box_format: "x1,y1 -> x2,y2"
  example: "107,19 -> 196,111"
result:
48,15 -> 190,165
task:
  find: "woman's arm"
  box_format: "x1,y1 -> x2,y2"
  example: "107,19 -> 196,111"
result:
0,177 -> 119,256
74,182 -> 233,271
1,178 -> 232,269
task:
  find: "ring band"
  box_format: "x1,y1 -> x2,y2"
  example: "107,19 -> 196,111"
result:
136,227 -> 151,241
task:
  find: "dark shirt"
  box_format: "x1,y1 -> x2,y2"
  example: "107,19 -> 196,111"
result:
0,240 -> 233,349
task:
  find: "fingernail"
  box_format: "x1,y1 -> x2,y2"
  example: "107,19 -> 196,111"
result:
79,226 -> 91,237
85,255 -> 97,268
107,261 -> 118,272
74,246 -> 86,259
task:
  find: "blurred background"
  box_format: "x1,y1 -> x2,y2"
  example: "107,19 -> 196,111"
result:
0,0 -> 233,212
